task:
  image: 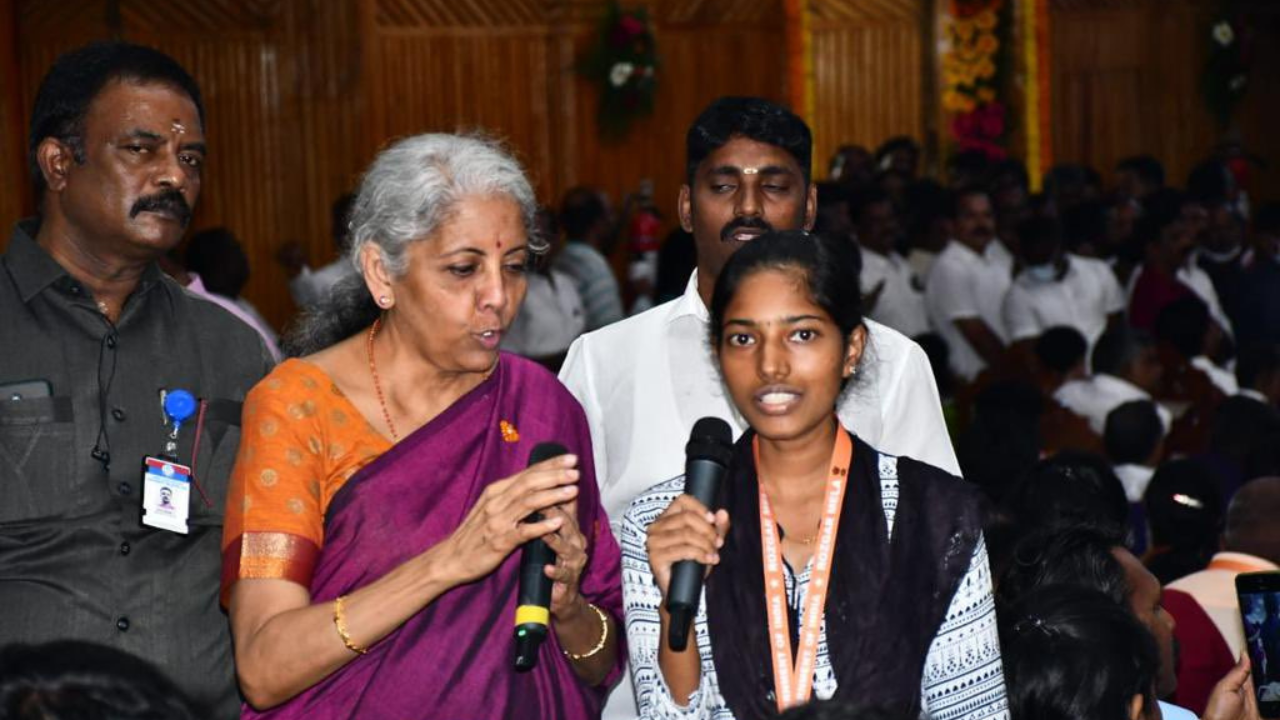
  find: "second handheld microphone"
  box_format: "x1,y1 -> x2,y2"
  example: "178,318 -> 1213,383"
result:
665,417 -> 734,652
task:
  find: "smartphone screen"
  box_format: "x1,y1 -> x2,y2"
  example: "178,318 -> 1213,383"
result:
1238,571 -> 1280,717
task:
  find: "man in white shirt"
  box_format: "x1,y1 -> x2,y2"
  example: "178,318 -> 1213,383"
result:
1003,215 -> 1124,358
924,188 -> 1012,381
555,187 -> 625,331
1056,326 -> 1172,435
502,267 -> 585,369
1104,400 -> 1165,504
854,186 -> 930,338
559,97 -> 962,719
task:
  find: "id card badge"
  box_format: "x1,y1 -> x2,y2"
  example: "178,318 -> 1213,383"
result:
142,456 -> 192,534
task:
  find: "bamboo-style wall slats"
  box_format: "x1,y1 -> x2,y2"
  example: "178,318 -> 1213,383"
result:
811,0 -> 923,179
1049,1 -> 1215,193
1,0 -> 1274,331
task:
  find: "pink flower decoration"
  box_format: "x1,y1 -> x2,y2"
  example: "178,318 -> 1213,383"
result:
619,15 -> 645,36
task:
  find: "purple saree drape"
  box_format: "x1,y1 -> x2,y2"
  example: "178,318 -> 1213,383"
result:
243,354 -> 624,719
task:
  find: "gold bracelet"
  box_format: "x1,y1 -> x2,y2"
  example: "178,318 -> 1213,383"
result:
563,603 -> 610,661
332,595 -> 368,655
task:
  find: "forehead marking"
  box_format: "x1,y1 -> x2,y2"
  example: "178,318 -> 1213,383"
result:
171,121 -> 186,135
742,167 -> 759,175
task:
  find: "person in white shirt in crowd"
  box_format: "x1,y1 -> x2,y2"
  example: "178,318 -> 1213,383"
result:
924,186 -> 1012,382
277,193 -> 358,310
1154,295 -> 1238,396
1235,343 -> 1280,408
1003,214 -> 1124,362
1167,478 -> 1280,709
1056,325 -> 1171,435
558,96 -> 958,720
853,186 -> 929,339
1104,400 -> 1166,506
555,187 -> 625,331
1034,326 -> 1089,391
902,179 -> 951,283
503,208 -> 586,370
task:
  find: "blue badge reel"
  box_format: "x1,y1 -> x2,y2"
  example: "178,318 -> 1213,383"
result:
141,388 -> 198,534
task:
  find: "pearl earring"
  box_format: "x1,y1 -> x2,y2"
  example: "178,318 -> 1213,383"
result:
378,295 -> 391,307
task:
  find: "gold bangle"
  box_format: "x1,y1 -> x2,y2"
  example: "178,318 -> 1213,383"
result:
563,603 -> 610,661
332,595 -> 368,655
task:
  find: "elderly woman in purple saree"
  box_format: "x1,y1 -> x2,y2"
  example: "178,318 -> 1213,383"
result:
222,135 -> 622,719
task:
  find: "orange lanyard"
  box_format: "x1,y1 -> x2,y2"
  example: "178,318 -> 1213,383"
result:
755,428 -> 852,712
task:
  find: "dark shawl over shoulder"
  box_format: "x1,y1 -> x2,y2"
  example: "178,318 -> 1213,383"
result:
704,430 -> 984,718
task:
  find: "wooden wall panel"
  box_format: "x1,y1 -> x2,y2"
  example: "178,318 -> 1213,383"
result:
6,0 -> 1268,332
370,29 -> 557,200
4,0 -> 370,327
1049,0 -> 1217,190
810,0 -> 923,180
565,22 -> 786,227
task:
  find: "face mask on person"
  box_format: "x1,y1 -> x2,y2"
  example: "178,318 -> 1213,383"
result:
1025,263 -> 1058,283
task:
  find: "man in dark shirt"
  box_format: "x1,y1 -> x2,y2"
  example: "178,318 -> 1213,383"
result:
1236,203 -> 1280,349
0,42 -> 272,718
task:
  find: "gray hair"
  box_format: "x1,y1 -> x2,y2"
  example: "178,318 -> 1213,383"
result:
282,133 -> 542,357
347,133 -> 544,277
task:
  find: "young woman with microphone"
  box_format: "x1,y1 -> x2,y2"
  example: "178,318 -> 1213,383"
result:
620,230 -> 1008,719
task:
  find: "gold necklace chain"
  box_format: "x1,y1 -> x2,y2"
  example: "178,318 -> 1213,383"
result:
367,317 -> 398,441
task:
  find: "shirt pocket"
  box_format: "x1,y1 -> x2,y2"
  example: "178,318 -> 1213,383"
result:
189,398 -> 242,526
0,396 -> 78,521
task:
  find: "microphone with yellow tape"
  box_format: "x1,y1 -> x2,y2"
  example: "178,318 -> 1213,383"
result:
513,441 -> 569,672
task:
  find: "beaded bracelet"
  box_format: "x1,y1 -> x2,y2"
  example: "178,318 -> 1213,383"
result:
563,603 -> 610,661
332,595 -> 369,655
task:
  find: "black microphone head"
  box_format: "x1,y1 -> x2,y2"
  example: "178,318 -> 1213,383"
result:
528,442 -> 569,466
686,417 -> 733,466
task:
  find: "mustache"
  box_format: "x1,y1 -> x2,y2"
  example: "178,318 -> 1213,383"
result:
720,216 -> 773,242
130,190 -> 192,227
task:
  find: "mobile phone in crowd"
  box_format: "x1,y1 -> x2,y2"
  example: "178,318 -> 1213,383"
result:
1237,571 -> 1280,718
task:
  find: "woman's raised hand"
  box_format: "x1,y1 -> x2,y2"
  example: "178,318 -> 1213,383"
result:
440,454 -> 580,585
645,495 -> 731,599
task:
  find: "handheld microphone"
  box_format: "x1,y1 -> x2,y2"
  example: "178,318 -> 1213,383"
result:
513,441 -> 569,672
665,417 -> 734,652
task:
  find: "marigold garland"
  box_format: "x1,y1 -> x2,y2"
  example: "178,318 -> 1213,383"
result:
942,0 -> 1011,161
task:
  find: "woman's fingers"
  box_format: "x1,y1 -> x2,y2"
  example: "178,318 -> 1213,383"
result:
713,509 -> 731,539
649,507 -> 721,549
486,464 -> 579,516
512,514 -> 564,543
542,519 -> 587,560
